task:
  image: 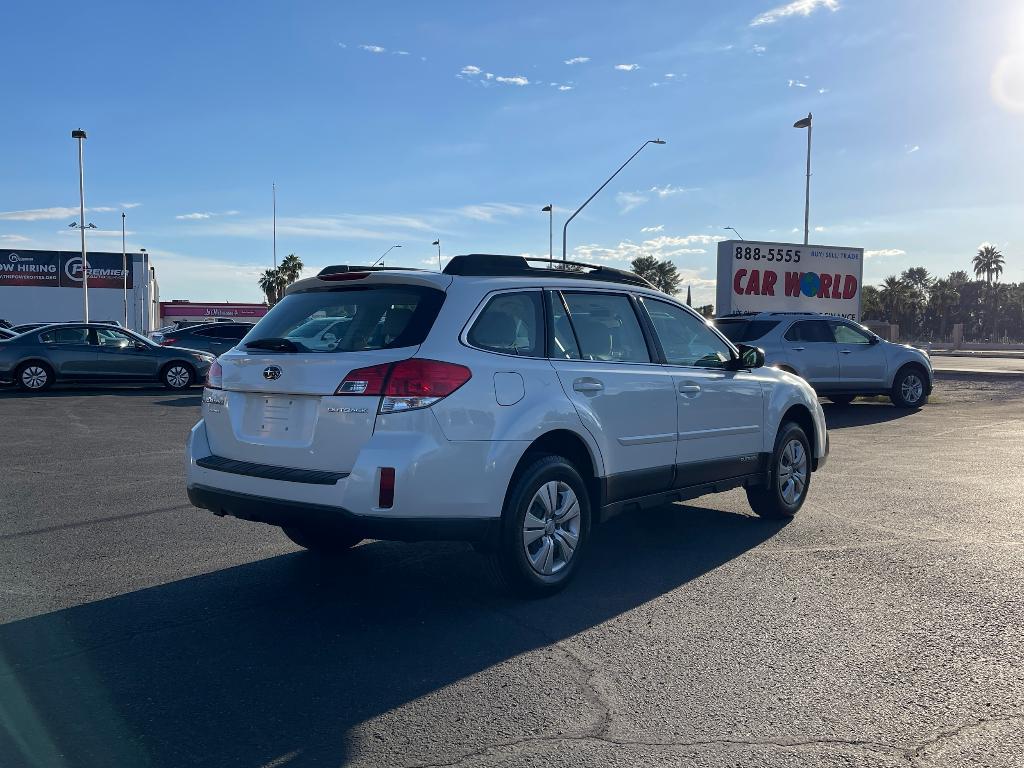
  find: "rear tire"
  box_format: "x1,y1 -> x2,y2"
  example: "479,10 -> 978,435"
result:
746,421 -> 811,520
162,362 -> 194,390
15,362 -> 53,392
282,524 -> 362,554
890,366 -> 928,409
489,455 -> 591,598
828,394 -> 855,405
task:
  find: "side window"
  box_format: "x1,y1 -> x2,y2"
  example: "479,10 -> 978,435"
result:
642,298 -> 732,368
193,326 -> 219,337
562,292 -> 650,363
96,329 -> 135,347
548,292 -> 580,359
784,320 -> 832,343
468,291 -> 544,356
43,328 -> 90,345
831,322 -> 872,344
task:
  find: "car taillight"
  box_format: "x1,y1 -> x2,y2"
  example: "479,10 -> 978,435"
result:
161,337 -> 177,346
334,359 -> 472,412
336,363 -> 391,395
381,359 -> 472,413
206,360 -> 223,389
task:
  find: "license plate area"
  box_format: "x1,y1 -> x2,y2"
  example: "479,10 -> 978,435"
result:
240,394 -> 318,444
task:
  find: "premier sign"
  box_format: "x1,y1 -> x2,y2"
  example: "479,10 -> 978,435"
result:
0,250 -> 134,289
716,240 -> 864,321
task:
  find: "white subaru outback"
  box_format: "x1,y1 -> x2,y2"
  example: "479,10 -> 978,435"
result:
187,255 -> 829,596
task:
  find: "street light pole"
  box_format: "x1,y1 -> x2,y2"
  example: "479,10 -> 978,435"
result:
724,226 -> 745,241
72,129 -> 89,322
433,239 -> 441,270
272,182 -> 277,269
561,139 -> 666,262
121,211 -> 128,328
793,113 -> 812,246
541,205 -> 553,266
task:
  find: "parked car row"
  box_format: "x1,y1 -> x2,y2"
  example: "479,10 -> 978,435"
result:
0,323 -> 215,391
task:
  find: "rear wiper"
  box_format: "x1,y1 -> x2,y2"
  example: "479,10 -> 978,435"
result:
244,337 -> 300,352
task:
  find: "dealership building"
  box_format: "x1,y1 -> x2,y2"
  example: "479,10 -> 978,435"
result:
0,248 -> 160,332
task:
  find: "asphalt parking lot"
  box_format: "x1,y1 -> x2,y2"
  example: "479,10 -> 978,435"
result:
1,373 -> 1022,768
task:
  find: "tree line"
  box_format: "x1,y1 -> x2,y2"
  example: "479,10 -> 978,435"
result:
862,244 -> 1021,341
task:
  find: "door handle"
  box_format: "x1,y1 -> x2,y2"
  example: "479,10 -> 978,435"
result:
678,384 -> 701,394
573,379 -> 604,393
791,346 -> 806,352
839,349 -> 853,354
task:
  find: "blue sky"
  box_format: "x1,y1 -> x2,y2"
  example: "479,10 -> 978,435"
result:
2,0 -> 1022,306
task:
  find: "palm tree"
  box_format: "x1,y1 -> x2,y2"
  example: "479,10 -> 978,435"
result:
280,253 -> 304,285
258,268 -> 280,304
879,275 -> 912,327
927,278 -> 959,339
972,244 -> 1004,285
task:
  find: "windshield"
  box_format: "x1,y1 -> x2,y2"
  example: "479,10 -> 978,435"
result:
244,284 -> 445,353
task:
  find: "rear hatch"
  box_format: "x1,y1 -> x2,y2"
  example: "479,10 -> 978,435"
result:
204,277 -> 447,473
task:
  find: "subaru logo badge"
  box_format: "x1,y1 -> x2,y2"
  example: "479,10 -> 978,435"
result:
263,366 -> 282,381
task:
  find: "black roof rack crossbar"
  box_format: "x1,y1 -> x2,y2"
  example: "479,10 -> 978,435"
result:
442,254 -> 653,288
317,265 -> 425,277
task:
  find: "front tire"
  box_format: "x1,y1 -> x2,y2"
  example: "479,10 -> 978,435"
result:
746,421 -> 811,519
890,366 -> 928,409
489,455 -> 591,598
16,362 -> 53,392
282,524 -> 362,554
162,362 -> 194,390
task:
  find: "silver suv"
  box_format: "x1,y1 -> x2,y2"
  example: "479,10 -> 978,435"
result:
187,256 -> 829,596
714,312 -> 933,408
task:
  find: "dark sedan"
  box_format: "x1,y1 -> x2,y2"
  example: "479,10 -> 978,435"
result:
0,323 -> 215,392
151,322 -> 252,355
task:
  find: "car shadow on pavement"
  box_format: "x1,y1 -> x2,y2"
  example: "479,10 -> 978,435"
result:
0,504 -> 784,768
0,386 -> 202,405
821,401 -> 917,430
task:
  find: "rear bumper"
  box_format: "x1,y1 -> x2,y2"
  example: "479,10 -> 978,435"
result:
187,484 -> 497,542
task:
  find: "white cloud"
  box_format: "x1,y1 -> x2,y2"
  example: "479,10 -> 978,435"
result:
788,79 -> 808,88
865,248 -> 906,259
649,184 -> 698,197
460,65 -> 482,75
175,210 -> 240,221
0,206 -> 128,222
558,85 -> 573,91
752,44 -> 767,54
484,72 -> 494,80
906,145 -> 920,154
818,87 -> 829,94
664,73 -> 677,78
564,56 -> 590,65
791,227 -> 801,233
453,203 -> 532,221
0,234 -> 30,242
614,64 -> 640,72
751,0 -> 840,27
814,225 -> 826,232
393,50 -> 410,56
120,202 -> 142,209
338,42 -> 347,48
495,75 -> 529,85
359,44 -> 386,53
641,225 -> 664,233
616,191 -> 649,213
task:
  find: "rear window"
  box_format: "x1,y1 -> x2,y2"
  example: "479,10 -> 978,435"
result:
714,319 -> 780,342
243,285 -> 444,353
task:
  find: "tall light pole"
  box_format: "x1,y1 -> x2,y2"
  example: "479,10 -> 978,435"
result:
371,244 -> 401,267
432,239 -> 441,270
72,129 -> 89,321
272,182 -> 277,269
121,211 -> 128,328
562,139 -> 666,262
793,113 -> 812,245
724,226 -> 745,241
541,204 -> 553,266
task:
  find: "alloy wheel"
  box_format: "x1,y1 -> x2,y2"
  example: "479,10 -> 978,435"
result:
901,374 -> 923,404
21,366 -> 48,390
166,365 -> 191,388
522,481 -> 581,576
778,439 -> 807,506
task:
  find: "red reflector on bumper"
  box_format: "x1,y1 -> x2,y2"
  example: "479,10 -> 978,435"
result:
379,467 -> 395,508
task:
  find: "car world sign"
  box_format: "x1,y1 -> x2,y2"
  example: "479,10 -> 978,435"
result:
715,240 -> 864,321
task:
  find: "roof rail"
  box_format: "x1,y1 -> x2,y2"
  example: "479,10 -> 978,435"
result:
317,265 -> 424,277
442,254 -> 653,288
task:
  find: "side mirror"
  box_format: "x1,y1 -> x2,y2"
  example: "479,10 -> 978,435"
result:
134,341 -> 148,350
728,344 -> 766,370
869,335 -> 880,345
